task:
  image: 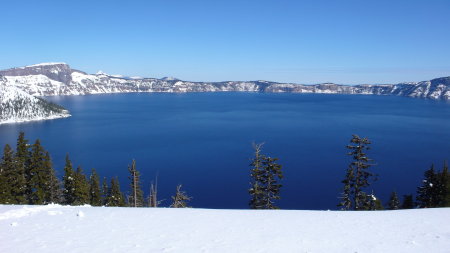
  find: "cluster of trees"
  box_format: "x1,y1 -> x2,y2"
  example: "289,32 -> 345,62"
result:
0,132 -> 448,210
335,134 -> 449,211
248,143 -> 283,209
248,134 -> 450,210
0,132 -> 191,208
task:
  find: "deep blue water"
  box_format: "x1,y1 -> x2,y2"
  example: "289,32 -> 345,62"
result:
0,93 -> 449,209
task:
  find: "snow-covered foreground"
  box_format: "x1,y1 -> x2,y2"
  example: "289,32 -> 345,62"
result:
0,205 -> 449,253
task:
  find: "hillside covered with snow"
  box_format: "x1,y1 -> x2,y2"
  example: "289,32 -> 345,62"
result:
1,63 -> 449,100
0,76 -> 70,124
0,204 -> 449,253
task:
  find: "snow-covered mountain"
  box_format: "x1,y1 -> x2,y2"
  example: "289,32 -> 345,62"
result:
0,204 -> 449,253
1,63 -> 449,100
0,76 -> 70,124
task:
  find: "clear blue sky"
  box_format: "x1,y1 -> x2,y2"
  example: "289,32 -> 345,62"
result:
1,0 -> 449,84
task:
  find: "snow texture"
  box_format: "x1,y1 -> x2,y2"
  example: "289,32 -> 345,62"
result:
0,77 -> 70,124
0,204 -> 449,253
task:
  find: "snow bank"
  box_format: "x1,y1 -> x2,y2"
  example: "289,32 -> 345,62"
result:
0,205 -> 449,253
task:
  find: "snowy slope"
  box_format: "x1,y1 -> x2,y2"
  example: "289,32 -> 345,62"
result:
0,77 -> 70,124
0,205 -> 449,253
1,63 -> 449,100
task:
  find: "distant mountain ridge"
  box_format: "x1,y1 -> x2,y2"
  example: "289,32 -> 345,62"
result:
1,63 -> 449,100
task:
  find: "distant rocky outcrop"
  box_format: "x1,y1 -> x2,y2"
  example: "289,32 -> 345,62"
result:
1,63 -> 449,100
0,76 -> 70,124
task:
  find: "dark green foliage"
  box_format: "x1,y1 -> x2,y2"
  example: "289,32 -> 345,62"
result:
416,164 -> 440,208
338,135 -> 376,210
28,139 -> 48,204
73,166 -> 90,205
249,143 -> 283,209
361,192 -> 384,210
36,97 -> 68,114
415,162 -> 450,208
388,191 -> 400,210
105,177 -> 125,207
89,168 -> 102,206
401,194 -> 414,209
338,167 -> 353,211
13,132 -> 28,203
170,184 -> 191,208
63,154 -> 76,205
44,151 -> 62,204
128,159 -> 144,207
374,198 -> 384,210
102,177 -> 108,205
0,144 -> 15,204
439,162 -> 450,207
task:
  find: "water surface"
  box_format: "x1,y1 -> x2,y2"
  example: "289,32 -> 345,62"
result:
0,93 -> 449,209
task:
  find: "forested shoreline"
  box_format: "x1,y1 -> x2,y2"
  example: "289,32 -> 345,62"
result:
0,132 -> 448,210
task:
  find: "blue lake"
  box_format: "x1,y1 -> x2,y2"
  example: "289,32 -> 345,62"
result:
0,93 -> 449,209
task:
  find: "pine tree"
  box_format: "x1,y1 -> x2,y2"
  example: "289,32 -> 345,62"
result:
43,151 -> 62,204
105,177 -> 126,207
73,166 -> 90,205
0,144 -> 15,204
128,159 -> 144,207
249,143 -> 283,209
170,184 -> 191,208
401,194 -> 414,209
63,154 -> 76,205
89,168 -> 102,206
387,191 -> 400,210
362,191 -> 383,210
439,161 -> 450,207
14,132 -> 28,203
102,177 -> 108,205
249,143 -> 265,209
338,168 -> 354,210
339,134 -> 376,210
260,156 -> 283,209
28,139 -> 48,204
416,164 -> 439,208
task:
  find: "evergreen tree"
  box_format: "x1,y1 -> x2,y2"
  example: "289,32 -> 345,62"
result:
249,143 -> 265,209
401,194 -> 414,209
170,184 -> 191,208
105,177 -> 125,207
439,161 -> 450,207
362,191 -> 383,210
338,134 -> 376,210
416,164 -> 440,208
89,168 -> 102,206
28,139 -> 48,204
128,159 -> 144,207
338,168 -> 354,210
63,154 -> 76,205
73,166 -> 90,205
0,144 -> 15,204
101,177 -> 108,205
249,143 -> 283,209
387,191 -> 400,210
14,132 -> 28,203
43,151 -> 62,204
